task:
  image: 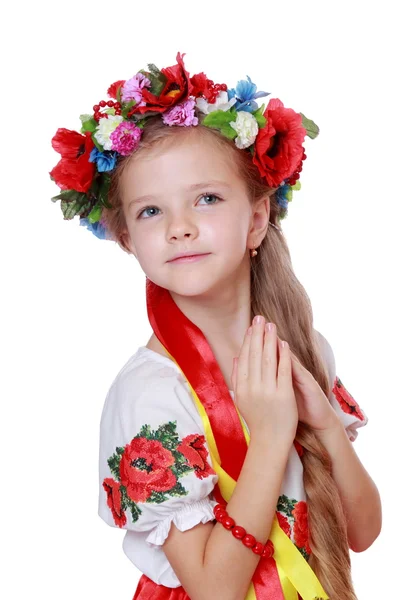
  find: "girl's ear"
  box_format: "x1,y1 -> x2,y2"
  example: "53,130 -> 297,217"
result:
119,230 -> 136,256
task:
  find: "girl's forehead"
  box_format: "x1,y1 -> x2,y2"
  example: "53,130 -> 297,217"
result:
124,138 -> 238,186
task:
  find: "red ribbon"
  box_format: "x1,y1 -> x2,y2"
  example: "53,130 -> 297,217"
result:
146,279 -> 285,599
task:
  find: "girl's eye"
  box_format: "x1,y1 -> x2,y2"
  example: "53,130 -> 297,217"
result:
137,193 -> 222,219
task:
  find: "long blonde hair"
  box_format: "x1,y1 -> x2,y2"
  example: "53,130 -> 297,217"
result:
101,116 -> 357,600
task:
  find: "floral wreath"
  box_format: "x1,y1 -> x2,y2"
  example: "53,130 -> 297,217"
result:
49,51 -> 319,240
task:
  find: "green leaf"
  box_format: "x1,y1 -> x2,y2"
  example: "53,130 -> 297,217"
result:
51,189 -> 84,204
252,104 -> 267,128
300,113 -> 319,139
203,109 -> 236,129
147,490 -> 168,503
107,450 -> 124,480
91,132 -> 104,152
137,424 -> 152,439
220,122 -> 237,140
121,100 -> 136,119
292,181 -> 301,191
88,204 -> 102,224
129,502 -> 142,523
140,65 -> 167,96
254,112 -> 266,128
167,481 -> 188,498
98,173 -> 112,209
80,114 -> 98,134
277,493 -> 297,516
60,196 -> 92,220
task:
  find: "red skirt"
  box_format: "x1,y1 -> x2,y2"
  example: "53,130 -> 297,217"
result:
133,573 -> 303,600
133,574 -> 190,600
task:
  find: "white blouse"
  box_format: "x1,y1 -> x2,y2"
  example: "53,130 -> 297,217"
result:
98,332 -> 368,587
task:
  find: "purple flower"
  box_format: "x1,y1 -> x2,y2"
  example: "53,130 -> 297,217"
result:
121,73 -> 151,105
110,121 -> 143,156
162,98 -> 199,127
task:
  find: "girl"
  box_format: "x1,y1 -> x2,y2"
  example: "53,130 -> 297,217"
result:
50,52 -> 381,600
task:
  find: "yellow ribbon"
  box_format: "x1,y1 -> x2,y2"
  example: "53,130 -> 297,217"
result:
166,350 -> 329,600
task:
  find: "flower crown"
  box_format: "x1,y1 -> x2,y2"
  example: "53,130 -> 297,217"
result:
49,51 -> 319,240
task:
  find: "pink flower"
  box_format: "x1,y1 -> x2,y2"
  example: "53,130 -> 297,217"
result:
110,122 -> 143,156
162,97 -> 198,127
121,73 -> 151,105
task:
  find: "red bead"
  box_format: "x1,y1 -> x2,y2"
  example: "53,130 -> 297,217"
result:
115,109 -> 121,115
93,104 -> 100,111
252,542 -> 264,555
242,534 -> 256,548
303,152 -> 307,160
262,540 -> 274,558
215,510 -> 227,523
214,503 -> 226,513
222,516 -> 236,530
107,100 -> 114,107
232,526 -> 246,539
297,165 -> 303,172
99,100 -> 106,107
115,102 -> 121,109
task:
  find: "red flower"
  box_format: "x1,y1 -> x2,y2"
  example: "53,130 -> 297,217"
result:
107,79 -> 126,99
190,72 -> 227,104
292,501 -> 311,554
103,478 -> 127,528
131,52 -> 194,116
177,433 -> 216,480
253,98 -> 306,187
276,511 -> 291,538
119,437 -> 177,503
50,128 -> 95,193
332,377 -> 365,421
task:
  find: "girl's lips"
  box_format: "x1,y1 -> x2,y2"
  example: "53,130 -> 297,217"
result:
168,253 -> 210,264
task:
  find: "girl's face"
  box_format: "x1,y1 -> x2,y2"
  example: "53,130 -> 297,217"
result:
120,132 -> 260,297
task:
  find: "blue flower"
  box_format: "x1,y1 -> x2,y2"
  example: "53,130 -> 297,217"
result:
89,148 -> 117,172
227,76 -> 270,113
275,184 -> 291,210
79,217 -> 109,240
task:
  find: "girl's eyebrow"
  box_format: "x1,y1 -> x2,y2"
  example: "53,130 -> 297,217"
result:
128,180 -> 232,208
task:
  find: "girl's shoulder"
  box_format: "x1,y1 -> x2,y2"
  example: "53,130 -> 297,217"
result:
100,345 -> 205,448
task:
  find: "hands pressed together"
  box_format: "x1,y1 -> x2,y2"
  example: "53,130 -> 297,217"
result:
230,315 -> 340,442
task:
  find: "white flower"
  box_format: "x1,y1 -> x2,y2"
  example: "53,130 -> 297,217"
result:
230,111 -> 259,149
195,90 -> 237,115
94,115 -> 124,150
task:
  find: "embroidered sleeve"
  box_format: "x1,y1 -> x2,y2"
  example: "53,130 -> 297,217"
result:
98,361 -> 219,547
314,330 -> 368,441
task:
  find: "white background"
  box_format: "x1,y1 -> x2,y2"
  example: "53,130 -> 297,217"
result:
2,1 -> 399,598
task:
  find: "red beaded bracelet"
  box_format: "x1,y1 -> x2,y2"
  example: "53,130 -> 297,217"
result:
213,503 -> 274,559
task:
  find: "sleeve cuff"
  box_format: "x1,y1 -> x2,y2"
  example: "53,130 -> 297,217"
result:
145,497 -> 218,548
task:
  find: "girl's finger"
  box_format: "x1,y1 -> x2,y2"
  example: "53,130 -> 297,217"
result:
277,338 -> 292,388
262,323 -> 278,388
248,317 -> 265,384
236,326 -> 253,386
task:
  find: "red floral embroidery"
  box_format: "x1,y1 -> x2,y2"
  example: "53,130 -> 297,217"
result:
276,511 -> 291,537
332,376 -> 364,421
120,438 -> 177,503
294,440 -> 304,457
292,501 -> 311,555
103,421 -> 216,527
177,434 -> 216,480
103,478 -> 127,527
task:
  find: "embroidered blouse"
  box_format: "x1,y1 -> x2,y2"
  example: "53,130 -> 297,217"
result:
98,332 -> 368,588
